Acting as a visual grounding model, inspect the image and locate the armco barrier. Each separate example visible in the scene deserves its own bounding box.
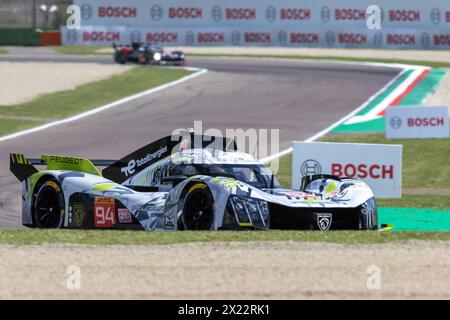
[0,28,40,46]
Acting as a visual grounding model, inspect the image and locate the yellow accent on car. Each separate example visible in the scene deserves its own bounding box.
[41,154,101,176]
[239,222,253,227]
[92,183,118,191]
[188,183,207,193]
[325,182,337,194]
[379,224,394,232]
[45,181,61,192]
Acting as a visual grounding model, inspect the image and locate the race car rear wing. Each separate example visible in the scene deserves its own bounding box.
[10,132,237,183]
[102,133,237,183]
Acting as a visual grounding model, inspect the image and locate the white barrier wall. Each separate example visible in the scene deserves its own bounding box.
[62,0,450,49]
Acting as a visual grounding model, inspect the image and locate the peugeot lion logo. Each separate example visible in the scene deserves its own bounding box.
[80,3,93,20]
[211,5,222,22]
[300,159,322,176]
[390,116,402,129]
[150,4,164,21]
[317,213,332,231]
[266,6,276,22]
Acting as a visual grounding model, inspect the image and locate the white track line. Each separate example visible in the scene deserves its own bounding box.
[260,62,414,164]
[0,67,208,143]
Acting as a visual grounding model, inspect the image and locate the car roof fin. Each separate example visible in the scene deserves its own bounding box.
[102,132,237,184]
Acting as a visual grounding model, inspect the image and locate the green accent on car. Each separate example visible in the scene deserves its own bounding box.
[92,183,119,191]
[41,154,101,176]
[239,222,253,227]
[378,207,450,231]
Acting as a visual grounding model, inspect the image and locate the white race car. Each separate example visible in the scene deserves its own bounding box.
[10,133,377,231]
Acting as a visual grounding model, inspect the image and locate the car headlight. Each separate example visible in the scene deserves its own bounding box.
[154,52,161,61]
[229,196,269,228]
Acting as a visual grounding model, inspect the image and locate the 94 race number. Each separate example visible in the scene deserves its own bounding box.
[94,197,116,228]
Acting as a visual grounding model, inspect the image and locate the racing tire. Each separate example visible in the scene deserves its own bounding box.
[182,183,214,230]
[33,178,65,228]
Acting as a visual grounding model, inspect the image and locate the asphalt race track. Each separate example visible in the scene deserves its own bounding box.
[0,53,399,227]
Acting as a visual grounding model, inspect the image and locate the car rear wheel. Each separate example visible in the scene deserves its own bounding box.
[34,178,65,228]
[182,184,214,230]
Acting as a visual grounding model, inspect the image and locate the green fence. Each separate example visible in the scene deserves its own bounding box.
[0,28,40,46]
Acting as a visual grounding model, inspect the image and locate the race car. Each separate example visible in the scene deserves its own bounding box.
[112,42,185,66]
[10,132,378,231]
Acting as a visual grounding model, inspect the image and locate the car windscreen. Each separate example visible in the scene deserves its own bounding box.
[170,163,280,189]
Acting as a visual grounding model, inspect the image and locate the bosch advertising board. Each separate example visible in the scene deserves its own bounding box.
[292,142,403,198]
[385,106,449,139]
[62,0,450,49]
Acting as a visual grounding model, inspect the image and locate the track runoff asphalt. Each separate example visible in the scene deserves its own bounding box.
[0,54,399,228]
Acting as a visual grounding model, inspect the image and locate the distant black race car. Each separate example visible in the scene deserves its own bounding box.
[112,42,185,66]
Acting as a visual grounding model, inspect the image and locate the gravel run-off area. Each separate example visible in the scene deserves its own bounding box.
[0,241,449,299]
[0,62,132,106]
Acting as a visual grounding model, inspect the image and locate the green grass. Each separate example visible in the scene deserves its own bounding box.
[51,45,109,55]
[0,229,449,245]
[189,53,450,69]
[273,134,450,210]
[0,47,8,54]
[0,67,192,135]
[0,119,46,136]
